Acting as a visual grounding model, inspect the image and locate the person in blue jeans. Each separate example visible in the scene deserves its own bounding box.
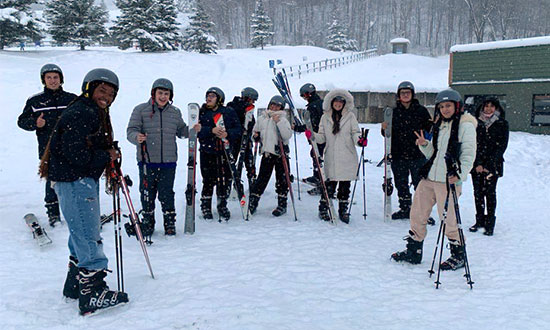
[39,68,128,315]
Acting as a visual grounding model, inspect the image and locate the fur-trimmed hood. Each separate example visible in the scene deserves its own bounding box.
[322,89,356,117]
[460,112,478,128]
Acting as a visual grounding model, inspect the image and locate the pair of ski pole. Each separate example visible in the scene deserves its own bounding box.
[349,128,370,220]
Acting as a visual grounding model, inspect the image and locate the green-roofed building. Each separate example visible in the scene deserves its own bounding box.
[450,36,550,134]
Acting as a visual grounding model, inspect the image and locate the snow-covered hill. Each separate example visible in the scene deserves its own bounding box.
[0,46,548,329]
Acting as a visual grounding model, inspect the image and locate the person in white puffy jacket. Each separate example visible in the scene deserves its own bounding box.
[391,89,477,271]
[248,96,293,217]
[313,89,364,224]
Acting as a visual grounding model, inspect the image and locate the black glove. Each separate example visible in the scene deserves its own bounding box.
[294,124,306,133]
[253,133,261,142]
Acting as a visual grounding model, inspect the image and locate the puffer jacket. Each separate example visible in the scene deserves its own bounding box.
[127,99,188,163]
[197,104,242,155]
[419,113,477,184]
[17,87,77,158]
[472,104,509,177]
[314,89,361,181]
[253,110,293,156]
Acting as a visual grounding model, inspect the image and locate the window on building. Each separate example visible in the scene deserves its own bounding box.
[464,95,507,116]
[532,95,550,126]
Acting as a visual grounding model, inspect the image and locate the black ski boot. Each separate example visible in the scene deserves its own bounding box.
[46,201,61,227]
[217,198,231,221]
[440,240,466,271]
[391,231,423,264]
[163,210,176,236]
[63,256,79,300]
[140,211,155,237]
[200,197,213,220]
[469,214,485,232]
[272,195,287,217]
[303,175,319,185]
[248,193,260,215]
[318,200,331,221]
[391,208,410,220]
[307,186,322,196]
[78,268,129,315]
[338,200,350,224]
[484,216,496,236]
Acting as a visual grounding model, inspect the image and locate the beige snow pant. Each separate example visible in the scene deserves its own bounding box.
[410,179,462,242]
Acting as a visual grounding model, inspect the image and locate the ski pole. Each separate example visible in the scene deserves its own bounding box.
[450,183,474,289]
[111,180,124,292]
[349,128,369,219]
[429,186,450,282]
[293,131,301,200]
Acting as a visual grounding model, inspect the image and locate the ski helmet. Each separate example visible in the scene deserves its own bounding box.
[151,78,174,101]
[435,89,462,114]
[206,87,225,105]
[397,81,415,97]
[268,95,286,109]
[300,83,316,97]
[40,63,64,84]
[241,87,259,101]
[81,68,119,97]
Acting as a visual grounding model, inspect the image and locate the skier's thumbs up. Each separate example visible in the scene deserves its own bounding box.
[36,113,46,128]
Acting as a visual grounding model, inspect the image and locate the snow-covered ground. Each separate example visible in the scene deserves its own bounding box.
[1,46,549,329]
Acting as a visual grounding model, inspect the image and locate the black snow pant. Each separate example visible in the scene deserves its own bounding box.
[311,143,326,181]
[200,152,232,200]
[234,139,256,182]
[472,172,499,218]
[139,165,176,214]
[391,158,426,211]
[325,181,351,201]
[45,179,60,218]
[251,152,289,198]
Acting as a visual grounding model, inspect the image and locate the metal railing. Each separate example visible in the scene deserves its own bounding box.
[273,48,378,78]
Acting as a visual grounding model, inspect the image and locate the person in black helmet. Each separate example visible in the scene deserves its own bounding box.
[381,81,432,220]
[299,83,325,195]
[127,78,193,236]
[391,88,477,271]
[39,68,128,315]
[227,87,259,186]
[248,95,293,217]
[197,87,242,221]
[17,64,77,227]
[469,97,509,236]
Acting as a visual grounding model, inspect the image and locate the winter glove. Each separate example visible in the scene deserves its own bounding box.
[305,129,312,139]
[253,133,261,142]
[294,124,306,133]
[358,137,368,147]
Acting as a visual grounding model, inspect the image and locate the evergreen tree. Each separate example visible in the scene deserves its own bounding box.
[182,0,217,54]
[250,0,273,50]
[112,0,181,51]
[326,15,358,52]
[45,0,108,50]
[0,0,41,50]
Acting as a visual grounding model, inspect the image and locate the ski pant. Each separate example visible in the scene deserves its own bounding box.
[311,143,326,181]
[45,179,60,218]
[251,153,289,197]
[200,152,232,200]
[472,172,499,218]
[391,158,426,211]
[139,165,176,214]
[409,179,462,242]
[54,178,108,270]
[325,181,351,201]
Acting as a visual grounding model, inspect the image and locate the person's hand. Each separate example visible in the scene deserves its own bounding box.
[193,123,201,132]
[212,126,225,137]
[137,133,147,143]
[253,132,261,142]
[108,148,120,161]
[448,175,459,184]
[305,129,312,139]
[272,114,280,122]
[36,113,46,128]
[358,137,368,147]
[381,121,388,130]
[475,165,484,173]
[414,130,428,146]
[219,131,228,139]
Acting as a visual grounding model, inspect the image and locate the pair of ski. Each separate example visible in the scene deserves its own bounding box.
[273,69,338,225]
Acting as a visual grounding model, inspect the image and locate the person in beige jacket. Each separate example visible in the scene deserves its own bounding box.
[391,89,477,271]
[248,96,294,217]
[314,89,362,223]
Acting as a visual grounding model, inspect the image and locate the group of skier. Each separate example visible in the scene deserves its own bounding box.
[18,63,509,314]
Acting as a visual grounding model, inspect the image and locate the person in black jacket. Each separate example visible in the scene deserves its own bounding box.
[197,87,242,221]
[17,64,76,227]
[469,97,509,236]
[300,83,325,195]
[382,81,432,220]
[227,87,258,187]
[39,68,128,315]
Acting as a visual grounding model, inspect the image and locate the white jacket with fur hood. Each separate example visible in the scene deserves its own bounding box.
[253,110,293,156]
[314,89,361,181]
